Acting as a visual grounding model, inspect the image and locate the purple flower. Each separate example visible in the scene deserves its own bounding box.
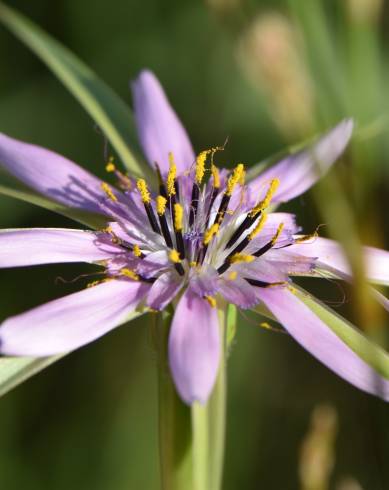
[0,69,389,405]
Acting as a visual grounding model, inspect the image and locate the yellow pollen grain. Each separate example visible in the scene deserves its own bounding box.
[230,253,255,264]
[203,223,219,245]
[174,203,184,231]
[225,163,245,196]
[211,164,220,189]
[195,150,208,184]
[102,225,113,234]
[120,268,139,281]
[271,223,285,245]
[133,244,142,257]
[205,295,217,308]
[189,261,197,267]
[248,213,268,241]
[105,161,116,173]
[101,182,117,202]
[249,178,280,217]
[169,249,181,263]
[156,195,167,215]
[228,271,238,281]
[136,179,151,204]
[167,154,177,196]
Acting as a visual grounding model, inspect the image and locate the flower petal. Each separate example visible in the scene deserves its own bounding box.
[146,271,183,310]
[168,288,220,404]
[289,237,389,285]
[0,133,105,212]
[247,120,353,204]
[0,280,149,356]
[217,276,259,309]
[256,286,389,401]
[0,228,121,268]
[131,70,195,175]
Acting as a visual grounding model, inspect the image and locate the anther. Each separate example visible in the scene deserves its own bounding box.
[120,268,140,281]
[133,245,142,257]
[204,295,217,308]
[203,224,219,245]
[156,195,173,248]
[101,182,118,202]
[136,179,161,235]
[173,203,185,259]
[169,249,185,276]
[253,222,284,258]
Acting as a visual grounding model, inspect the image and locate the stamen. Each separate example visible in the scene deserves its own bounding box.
[253,222,284,257]
[203,223,219,245]
[156,195,167,216]
[245,278,287,288]
[120,268,139,281]
[136,179,161,235]
[169,249,185,276]
[174,203,184,231]
[204,295,217,308]
[136,179,151,204]
[173,203,185,258]
[211,164,220,189]
[229,253,255,264]
[247,213,268,241]
[167,154,177,197]
[169,249,181,263]
[156,195,173,248]
[133,245,142,257]
[212,163,245,227]
[225,163,244,197]
[249,179,280,217]
[101,182,118,202]
[195,151,208,185]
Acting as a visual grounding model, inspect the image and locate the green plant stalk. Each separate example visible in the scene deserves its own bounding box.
[154,310,194,490]
[154,302,232,490]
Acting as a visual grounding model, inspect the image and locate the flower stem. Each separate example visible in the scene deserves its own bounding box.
[154,310,194,490]
[154,303,235,490]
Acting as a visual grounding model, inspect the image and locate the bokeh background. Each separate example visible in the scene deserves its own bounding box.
[1,0,389,488]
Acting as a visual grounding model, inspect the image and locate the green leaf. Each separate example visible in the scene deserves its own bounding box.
[256,286,389,380]
[0,356,63,397]
[0,173,107,229]
[0,2,152,181]
[0,307,144,398]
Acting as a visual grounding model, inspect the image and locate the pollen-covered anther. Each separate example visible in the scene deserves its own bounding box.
[120,268,139,281]
[133,245,142,257]
[211,164,220,189]
[156,195,167,216]
[136,179,151,204]
[225,163,245,196]
[271,222,285,245]
[249,178,280,217]
[195,150,210,184]
[205,295,217,308]
[203,223,219,245]
[169,249,181,263]
[174,203,184,231]
[167,153,177,196]
[229,253,255,264]
[294,229,319,243]
[101,182,118,202]
[248,213,268,241]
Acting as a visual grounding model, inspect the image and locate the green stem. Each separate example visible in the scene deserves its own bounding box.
[154,302,234,490]
[154,311,193,490]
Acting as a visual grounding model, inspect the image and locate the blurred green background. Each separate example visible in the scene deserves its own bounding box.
[1,0,389,488]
